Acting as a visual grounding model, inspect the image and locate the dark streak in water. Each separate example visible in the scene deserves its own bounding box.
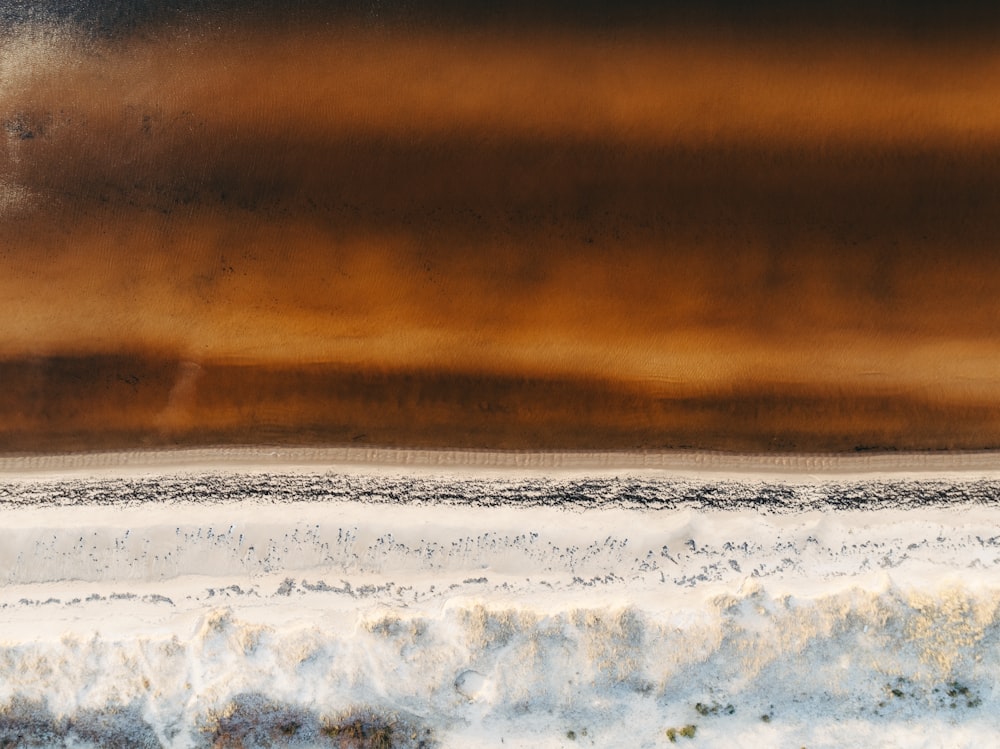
[3,356,1000,453]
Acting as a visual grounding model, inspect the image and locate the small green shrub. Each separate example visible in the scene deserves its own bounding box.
[695,701,734,717]
[666,724,697,742]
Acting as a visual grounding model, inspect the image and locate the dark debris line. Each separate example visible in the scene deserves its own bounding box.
[0,474,997,512]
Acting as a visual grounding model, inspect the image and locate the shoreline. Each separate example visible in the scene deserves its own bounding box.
[2,445,1000,477]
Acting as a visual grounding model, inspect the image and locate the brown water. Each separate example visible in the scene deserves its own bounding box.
[2,22,999,452]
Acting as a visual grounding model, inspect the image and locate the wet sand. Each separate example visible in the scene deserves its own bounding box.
[2,19,1000,453]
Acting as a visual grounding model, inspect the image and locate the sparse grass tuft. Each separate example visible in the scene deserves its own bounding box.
[873,677,984,715]
[666,724,697,742]
[936,680,982,709]
[320,707,435,748]
[200,696,432,748]
[946,681,970,699]
[694,701,734,717]
[320,716,393,747]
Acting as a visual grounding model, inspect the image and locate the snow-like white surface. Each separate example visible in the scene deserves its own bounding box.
[1,451,999,747]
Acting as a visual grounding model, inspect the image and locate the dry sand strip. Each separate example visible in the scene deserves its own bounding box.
[3,446,1000,477]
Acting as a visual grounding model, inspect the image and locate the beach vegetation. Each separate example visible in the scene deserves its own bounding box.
[199,696,432,748]
[694,701,734,717]
[665,724,697,742]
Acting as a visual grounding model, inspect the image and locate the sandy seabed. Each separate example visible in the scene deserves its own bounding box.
[0,448,999,747]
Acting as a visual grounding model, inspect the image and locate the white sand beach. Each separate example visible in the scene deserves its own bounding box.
[0,449,999,747]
